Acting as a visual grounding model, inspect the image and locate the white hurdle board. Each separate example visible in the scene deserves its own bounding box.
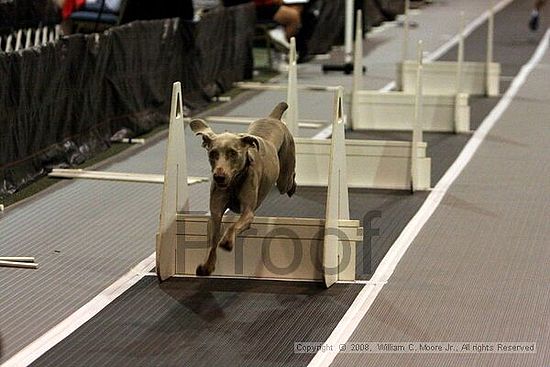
[400,61,500,97]
[352,92,470,133]
[156,82,362,287]
[295,137,430,190]
[351,10,471,133]
[398,5,500,96]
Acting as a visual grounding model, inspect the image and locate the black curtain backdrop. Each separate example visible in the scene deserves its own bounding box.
[0,0,60,35]
[307,0,405,54]
[0,4,256,196]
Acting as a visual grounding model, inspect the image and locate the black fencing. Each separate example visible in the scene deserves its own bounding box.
[0,4,255,196]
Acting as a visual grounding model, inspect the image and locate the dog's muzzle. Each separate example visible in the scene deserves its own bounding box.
[213,173,227,187]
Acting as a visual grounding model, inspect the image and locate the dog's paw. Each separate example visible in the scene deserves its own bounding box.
[219,238,234,252]
[287,181,297,197]
[196,264,212,276]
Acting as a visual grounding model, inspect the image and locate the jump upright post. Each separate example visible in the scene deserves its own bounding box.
[156,82,190,281]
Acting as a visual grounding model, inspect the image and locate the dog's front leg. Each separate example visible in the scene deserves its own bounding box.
[219,174,258,251]
[196,190,227,276]
[218,208,255,252]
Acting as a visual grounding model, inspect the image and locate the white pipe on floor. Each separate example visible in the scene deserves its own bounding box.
[0,257,35,262]
[0,260,38,269]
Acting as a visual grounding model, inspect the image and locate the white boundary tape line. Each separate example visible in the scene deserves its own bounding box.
[1,254,156,367]
[308,28,550,367]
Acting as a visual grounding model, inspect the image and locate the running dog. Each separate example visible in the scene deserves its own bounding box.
[190,102,297,276]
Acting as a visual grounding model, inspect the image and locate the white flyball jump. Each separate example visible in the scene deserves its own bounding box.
[351,10,470,133]
[398,2,500,97]
[156,82,362,288]
[215,38,431,191]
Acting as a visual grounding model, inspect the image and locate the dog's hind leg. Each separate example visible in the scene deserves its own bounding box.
[276,133,297,197]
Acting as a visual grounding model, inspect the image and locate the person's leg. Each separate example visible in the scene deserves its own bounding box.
[529,0,546,31]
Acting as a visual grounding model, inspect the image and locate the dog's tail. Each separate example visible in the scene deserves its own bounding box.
[269,102,288,120]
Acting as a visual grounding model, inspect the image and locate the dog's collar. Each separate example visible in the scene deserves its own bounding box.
[232,159,251,187]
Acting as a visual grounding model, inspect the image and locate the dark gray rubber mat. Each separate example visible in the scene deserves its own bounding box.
[30,276,363,367]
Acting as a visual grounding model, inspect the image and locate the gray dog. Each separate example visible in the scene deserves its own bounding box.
[190,102,297,276]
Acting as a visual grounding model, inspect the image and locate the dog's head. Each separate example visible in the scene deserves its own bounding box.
[190,119,259,189]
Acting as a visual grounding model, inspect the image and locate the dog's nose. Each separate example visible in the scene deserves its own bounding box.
[213,174,226,184]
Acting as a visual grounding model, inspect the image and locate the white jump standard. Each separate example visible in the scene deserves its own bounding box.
[351,10,471,133]
[156,82,362,287]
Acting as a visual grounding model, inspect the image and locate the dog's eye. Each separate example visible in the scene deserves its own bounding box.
[227,149,237,158]
[208,150,219,160]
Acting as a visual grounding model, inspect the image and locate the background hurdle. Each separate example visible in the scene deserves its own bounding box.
[351,10,470,133]
[398,3,500,97]
[156,82,362,287]
[208,38,432,191]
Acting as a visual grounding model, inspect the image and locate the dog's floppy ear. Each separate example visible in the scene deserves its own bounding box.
[240,134,260,150]
[240,134,260,164]
[190,119,216,148]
